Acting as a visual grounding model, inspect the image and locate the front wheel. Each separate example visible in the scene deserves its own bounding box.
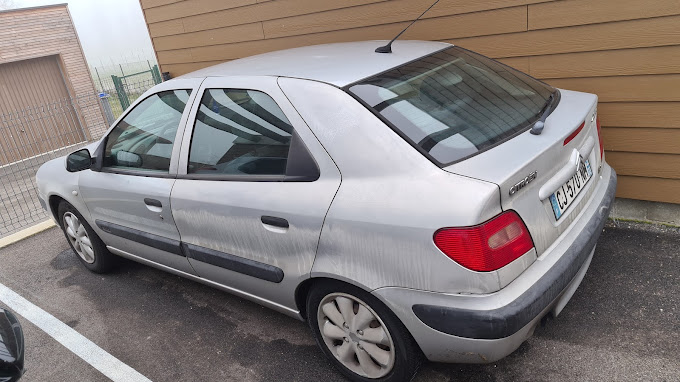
[307,281,423,382]
[58,201,116,273]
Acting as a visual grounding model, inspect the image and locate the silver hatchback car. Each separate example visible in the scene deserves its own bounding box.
[37,41,616,381]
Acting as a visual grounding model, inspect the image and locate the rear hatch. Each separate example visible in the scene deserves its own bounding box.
[346,45,605,255]
[444,89,602,254]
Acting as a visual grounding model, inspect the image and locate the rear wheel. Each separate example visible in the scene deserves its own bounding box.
[307,281,423,382]
[58,201,116,273]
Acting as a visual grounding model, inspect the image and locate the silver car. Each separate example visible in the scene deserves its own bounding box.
[36,41,617,382]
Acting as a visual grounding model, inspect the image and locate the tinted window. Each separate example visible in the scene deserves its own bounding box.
[348,47,556,165]
[104,90,191,172]
[188,89,293,176]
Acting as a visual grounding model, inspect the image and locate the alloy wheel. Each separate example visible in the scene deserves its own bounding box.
[317,292,396,379]
[63,212,95,264]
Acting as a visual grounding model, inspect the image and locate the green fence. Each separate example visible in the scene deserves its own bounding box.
[111,65,162,111]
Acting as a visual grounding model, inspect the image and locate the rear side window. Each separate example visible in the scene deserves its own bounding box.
[188,89,293,175]
[347,47,556,165]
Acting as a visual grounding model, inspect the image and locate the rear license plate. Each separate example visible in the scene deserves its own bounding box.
[549,157,593,220]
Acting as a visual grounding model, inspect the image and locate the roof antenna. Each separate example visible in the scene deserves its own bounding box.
[375,0,441,53]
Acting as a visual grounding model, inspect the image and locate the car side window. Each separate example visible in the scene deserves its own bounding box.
[103,89,191,173]
[187,89,294,176]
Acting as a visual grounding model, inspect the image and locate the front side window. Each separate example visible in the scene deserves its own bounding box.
[187,89,293,176]
[104,89,191,172]
[348,47,556,165]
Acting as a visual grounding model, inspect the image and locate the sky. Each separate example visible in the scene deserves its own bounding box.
[7,0,156,67]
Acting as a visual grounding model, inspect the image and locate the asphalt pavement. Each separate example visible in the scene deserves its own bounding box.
[0,221,677,381]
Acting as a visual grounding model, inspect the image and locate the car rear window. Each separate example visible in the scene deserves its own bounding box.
[347,47,556,165]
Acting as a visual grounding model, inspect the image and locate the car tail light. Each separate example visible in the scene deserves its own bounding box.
[596,117,604,159]
[433,211,534,272]
[563,121,585,146]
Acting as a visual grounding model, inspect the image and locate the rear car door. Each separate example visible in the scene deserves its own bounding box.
[79,79,202,274]
[171,76,341,312]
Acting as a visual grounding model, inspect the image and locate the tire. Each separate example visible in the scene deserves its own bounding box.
[57,201,116,273]
[307,280,423,382]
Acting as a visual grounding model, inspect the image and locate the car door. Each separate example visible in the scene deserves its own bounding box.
[79,79,202,274]
[170,76,341,313]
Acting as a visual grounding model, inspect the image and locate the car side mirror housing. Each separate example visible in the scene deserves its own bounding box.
[0,308,25,381]
[66,149,92,172]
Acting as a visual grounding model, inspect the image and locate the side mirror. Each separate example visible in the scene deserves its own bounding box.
[0,308,25,381]
[66,149,92,172]
[115,151,142,167]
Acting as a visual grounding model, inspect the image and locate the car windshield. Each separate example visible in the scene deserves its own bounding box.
[347,47,556,165]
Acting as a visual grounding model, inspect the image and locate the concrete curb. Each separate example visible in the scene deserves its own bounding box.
[611,198,680,227]
[0,220,56,249]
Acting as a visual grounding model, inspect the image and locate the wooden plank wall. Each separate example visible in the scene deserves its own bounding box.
[140,0,680,204]
[0,5,106,139]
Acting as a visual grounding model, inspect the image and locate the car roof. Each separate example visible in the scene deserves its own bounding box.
[176,40,451,87]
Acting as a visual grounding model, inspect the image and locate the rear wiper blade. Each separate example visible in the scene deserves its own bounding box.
[530,92,556,135]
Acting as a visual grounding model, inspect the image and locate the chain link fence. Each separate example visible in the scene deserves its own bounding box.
[0,77,158,238]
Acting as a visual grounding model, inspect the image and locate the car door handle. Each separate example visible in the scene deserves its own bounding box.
[261,216,289,229]
[144,198,163,208]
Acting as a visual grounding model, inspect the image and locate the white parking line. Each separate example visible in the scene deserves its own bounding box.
[0,281,152,382]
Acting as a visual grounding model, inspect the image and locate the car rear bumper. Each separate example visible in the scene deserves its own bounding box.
[372,165,617,363]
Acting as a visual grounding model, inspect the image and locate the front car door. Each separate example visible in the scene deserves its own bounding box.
[170,76,341,314]
[79,79,202,274]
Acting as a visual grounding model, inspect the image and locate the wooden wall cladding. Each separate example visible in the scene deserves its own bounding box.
[139,0,680,204]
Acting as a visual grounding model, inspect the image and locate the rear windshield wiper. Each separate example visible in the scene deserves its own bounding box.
[530,91,556,135]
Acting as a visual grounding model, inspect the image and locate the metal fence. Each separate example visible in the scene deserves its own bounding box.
[91,60,160,93]
[91,60,163,126]
[102,75,159,125]
[0,77,157,238]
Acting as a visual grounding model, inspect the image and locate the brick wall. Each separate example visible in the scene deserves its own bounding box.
[0,4,106,139]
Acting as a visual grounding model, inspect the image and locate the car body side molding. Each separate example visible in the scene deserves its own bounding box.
[106,245,300,318]
[95,220,183,256]
[182,243,284,283]
[95,219,285,282]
